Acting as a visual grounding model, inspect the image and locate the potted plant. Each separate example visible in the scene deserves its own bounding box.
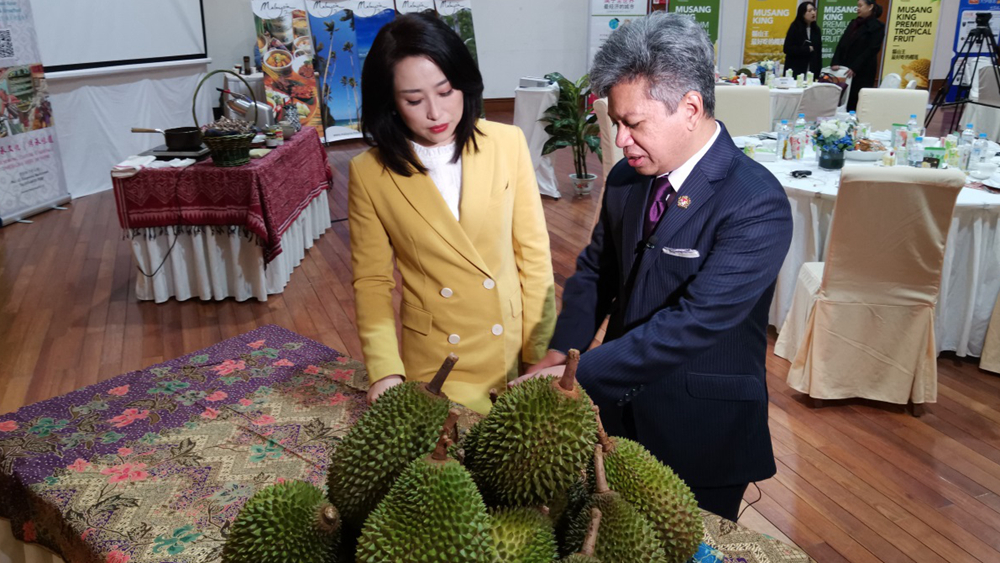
[539,72,602,196]
[813,118,855,170]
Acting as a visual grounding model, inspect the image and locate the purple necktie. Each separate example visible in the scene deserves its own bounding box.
[644,175,675,241]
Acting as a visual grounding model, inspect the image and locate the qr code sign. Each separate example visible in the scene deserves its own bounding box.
[0,29,13,59]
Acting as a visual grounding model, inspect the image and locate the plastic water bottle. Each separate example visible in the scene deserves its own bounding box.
[971,133,990,171]
[777,120,791,160]
[847,110,858,125]
[961,123,976,146]
[908,137,924,167]
[907,114,923,138]
[794,113,807,133]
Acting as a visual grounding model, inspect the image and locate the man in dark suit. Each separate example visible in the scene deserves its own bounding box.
[519,12,793,521]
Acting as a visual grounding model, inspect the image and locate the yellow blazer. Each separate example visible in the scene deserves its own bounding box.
[348,120,556,414]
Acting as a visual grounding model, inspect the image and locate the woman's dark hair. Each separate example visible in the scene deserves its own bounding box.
[861,0,883,19]
[793,2,815,27]
[360,11,484,176]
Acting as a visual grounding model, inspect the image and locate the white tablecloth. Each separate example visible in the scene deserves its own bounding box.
[770,87,805,124]
[963,103,1000,143]
[756,149,1000,357]
[513,84,561,198]
[131,191,331,303]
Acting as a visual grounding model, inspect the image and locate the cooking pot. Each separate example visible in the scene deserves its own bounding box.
[131,127,202,151]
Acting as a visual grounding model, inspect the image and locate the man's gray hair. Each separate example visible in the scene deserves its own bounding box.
[590,12,715,117]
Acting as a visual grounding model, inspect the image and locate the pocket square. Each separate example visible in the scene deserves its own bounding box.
[662,247,700,258]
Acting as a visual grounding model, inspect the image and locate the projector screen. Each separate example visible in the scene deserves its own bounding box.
[29,0,206,72]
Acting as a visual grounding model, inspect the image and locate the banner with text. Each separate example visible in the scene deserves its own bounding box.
[668,0,721,46]
[253,1,323,131]
[817,0,857,68]
[880,0,942,89]
[954,0,1000,54]
[395,0,435,13]
[589,0,646,69]
[742,0,798,65]
[0,0,70,226]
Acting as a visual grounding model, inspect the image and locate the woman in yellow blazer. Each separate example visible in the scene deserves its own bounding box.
[348,12,556,414]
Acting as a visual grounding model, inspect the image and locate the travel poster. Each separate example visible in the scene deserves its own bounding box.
[351,1,396,76]
[395,0,435,14]
[252,1,323,130]
[880,0,942,90]
[742,0,797,64]
[437,0,478,63]
[307,0,363,141]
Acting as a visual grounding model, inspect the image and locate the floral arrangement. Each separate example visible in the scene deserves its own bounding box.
[813,119,856,153]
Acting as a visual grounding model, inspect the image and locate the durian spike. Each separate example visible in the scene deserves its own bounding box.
[593,445,610,495]
[539,505,551,516]
[431,409,460,461]
[559,349,581,391]
[316,503,341,534]
[580,507,603,557]
[592,405,614,452]
[489,388,499,404]
[425,353,459,396]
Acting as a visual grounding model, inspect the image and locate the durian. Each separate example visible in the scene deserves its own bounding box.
[328,354,458,528]
[560,508,602,563]
[468,349,596,506]
[222,480,340,563]
[356,410,496,563]
[565,446,667,563]
[488,507,558,563]
[597,415,702,563]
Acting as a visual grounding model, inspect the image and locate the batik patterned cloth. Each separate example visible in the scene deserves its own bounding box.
[0,326,812,563]
[112,128,333,263]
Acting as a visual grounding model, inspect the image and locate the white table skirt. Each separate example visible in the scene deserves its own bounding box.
[0,519,63,563]
[131,191,331,303]
[759,154,1000,357]
[963,103,1000,143]
[513,85,561,198]
[771,87,805,124]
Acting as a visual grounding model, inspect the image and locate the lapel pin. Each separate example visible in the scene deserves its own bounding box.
[677,195,691,209]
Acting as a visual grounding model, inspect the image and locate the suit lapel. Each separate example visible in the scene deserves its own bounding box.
[458,132,495,245]
[387,165,491,277]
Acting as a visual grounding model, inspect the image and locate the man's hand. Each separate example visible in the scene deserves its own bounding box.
[367,375,404,405]
[831,65,840,71]
[508,364,566,388]
[846,69,855,78]
[526,349,567,373]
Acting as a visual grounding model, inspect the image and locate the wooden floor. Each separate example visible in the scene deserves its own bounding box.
[2,110,1000,562]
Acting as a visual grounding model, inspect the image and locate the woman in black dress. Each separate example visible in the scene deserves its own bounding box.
[783,2,822,78]
[831,0,886,111]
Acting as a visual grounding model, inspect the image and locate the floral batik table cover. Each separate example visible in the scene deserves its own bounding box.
[0,325,812,563]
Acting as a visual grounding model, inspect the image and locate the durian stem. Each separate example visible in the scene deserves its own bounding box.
[593,406,614,452]
[426,353,459,396]
[317,503,341,534]
[489,388,498,404]
[581,507,602,557]
[559,349,581,391]
[431,409,460,460]
[593,445,610,494]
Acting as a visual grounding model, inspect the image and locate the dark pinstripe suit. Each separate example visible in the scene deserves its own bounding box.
[550,124,793,489]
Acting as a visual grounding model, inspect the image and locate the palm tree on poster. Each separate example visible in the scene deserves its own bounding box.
[342,41,361,124]
[340,75,354,126]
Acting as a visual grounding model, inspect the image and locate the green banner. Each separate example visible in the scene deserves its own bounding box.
[817,0,857,68]
[668,0,721,45]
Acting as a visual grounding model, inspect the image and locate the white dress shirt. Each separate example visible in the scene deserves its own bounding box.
[656,122,722,191]
[412,141,462,221]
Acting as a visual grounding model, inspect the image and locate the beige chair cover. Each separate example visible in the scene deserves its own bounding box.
[981,296,1000,373]
[782,167,965,405]
[796,84,842,121]
[879,73,902,89]
[593,98,624,183]
[714,85,771,137]
[856,88,929,131]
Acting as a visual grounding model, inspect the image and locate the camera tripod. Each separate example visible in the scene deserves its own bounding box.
[925,12,1000,133]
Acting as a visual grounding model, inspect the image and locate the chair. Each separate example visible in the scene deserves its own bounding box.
[856,88,929,131]
[713,85,771,136]
[796,84,842,121]
[821,66,853,108]
[880,73,902,89]
[775,167,964,409]
[593,98,624,183]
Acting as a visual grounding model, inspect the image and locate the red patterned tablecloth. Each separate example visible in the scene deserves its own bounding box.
[112,128,333,263]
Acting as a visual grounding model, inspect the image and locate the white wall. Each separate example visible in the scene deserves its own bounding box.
[474,0,589,98]
[203,0,258,107]
[930,0,959,81]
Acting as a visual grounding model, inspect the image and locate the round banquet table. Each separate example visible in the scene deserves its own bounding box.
[513,84,561,198]
[753,145,1000,358]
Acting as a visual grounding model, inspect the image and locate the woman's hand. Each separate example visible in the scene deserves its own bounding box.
[846,69,855,78]
[368,375,404,405]
[831,65,841,71]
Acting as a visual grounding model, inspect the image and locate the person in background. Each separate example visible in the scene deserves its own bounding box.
[831,0,886,111]
[348,12,556,415]
[517,12,792,521]
[783,2,822,78]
